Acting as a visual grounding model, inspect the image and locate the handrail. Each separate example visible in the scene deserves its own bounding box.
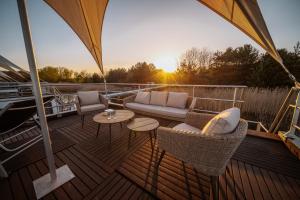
[0,82,247,88]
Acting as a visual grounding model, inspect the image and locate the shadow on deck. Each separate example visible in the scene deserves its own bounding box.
[1,111,300,200]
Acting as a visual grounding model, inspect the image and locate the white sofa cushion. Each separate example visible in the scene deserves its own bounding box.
[80,104,105,113]
[134,92,150,104]
[78,91,100,106]
[173,123,201,134]
[150,91,168,106]
[167,92,189,109]
[126,102,188,119]
[202,107,240,135]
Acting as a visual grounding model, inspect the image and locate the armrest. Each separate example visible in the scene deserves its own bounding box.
[188,98,196,111]
[123,94,136,107]
[100,95,109,108]
[185,112,215,129]
[75,96,82,115]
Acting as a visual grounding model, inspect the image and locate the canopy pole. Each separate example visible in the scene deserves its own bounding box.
[17,0,74,198]
[17,0,56,180]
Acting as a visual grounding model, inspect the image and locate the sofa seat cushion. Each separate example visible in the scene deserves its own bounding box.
[202,107,240,135]
[80,104,105,113]
[134,91,150,104]
[126,102,188,119]
[173,123,202,134]
[78,91,100,106]
[150,91,168,106]
[167,92,189,109]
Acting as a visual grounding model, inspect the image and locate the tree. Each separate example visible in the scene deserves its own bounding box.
[38,66,60,82]
[105,68,128,83]
[127,62,158,83]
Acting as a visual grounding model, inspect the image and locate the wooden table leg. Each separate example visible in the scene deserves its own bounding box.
[96,123,101,137]
[128,130,132,149]
[149,131,153,150]
[109,124,112,146]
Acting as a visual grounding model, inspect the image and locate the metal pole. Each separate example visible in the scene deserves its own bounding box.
[17,0,57,180]
[232,88,237,107]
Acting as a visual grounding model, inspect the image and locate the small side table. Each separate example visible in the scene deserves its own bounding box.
[127,118,159,149]
[93,110,134,145]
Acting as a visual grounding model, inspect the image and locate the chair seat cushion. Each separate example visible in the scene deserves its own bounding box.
[173,123,202,134]
[80,104,105,113]
[134,91,150,104]
[126,102,188,119]
[202,107,240,135]
[78,91,100,106]
[167,92,189,109]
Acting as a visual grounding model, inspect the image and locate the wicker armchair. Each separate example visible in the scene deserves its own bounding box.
[75,91,108,127]
[156,112,248,200]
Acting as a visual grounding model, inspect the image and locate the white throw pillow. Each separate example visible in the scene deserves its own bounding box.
[149,91,168,106]
[166,92,189,109]
[78,91,100,106]
[134,92,150,104]
[202,107,240,135]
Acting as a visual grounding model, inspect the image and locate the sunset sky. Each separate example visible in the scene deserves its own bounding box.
[0,0,300,73]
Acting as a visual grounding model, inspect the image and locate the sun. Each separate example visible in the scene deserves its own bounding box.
[153,54,178,72]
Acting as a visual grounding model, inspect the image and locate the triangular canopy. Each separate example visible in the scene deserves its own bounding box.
[44,0,109,74]
[44,0,297,84]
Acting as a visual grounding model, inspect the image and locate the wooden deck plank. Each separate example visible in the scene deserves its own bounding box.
[252,165,272,200]
[277,173,298,200]
[2,113,300,200]
[18,168,36,200]
[231,160,245,200]
[9,172,27,200]
[259,168,282,200]
[53,154,90,197]
[35,160,70,200]
[56,151,97,190]
[225,161,236,200]
[237,161,254,200]
[0,178,13,200]
[285,176,300,199]
[27,164,56,200]
[268,171,290,200]
[244,163,263,200]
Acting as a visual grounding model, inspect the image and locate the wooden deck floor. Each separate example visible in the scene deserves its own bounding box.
[1,111,300,200]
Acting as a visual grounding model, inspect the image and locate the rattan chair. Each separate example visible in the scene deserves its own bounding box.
[156,112,248,200]
[75,91,108,127]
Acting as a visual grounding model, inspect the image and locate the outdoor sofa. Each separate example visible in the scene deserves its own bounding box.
[123,91,196,121]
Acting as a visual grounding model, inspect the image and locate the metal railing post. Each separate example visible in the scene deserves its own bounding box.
[192,86,195,98]
[233,88,237,107]
[288,91,300,136]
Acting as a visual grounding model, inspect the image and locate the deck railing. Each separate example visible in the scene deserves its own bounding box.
[1,82,270,132]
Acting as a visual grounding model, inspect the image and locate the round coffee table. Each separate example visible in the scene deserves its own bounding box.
[127,118,159,149]
[93,110,135,145]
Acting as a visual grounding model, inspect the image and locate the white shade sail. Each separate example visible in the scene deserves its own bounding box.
[197,0,297,84]
[44,0,109,74]
[44,0,298,84]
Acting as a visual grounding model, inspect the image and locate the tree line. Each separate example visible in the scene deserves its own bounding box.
[38,42,300,88]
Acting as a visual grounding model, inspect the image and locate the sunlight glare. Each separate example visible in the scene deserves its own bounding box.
[153,54,178,72]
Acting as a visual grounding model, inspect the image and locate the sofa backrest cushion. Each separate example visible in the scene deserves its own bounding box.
[134,91,150,104]
[166,92,189,109]
[150,91,168,106]
[78,91,100,106]
[202,107,240,135]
